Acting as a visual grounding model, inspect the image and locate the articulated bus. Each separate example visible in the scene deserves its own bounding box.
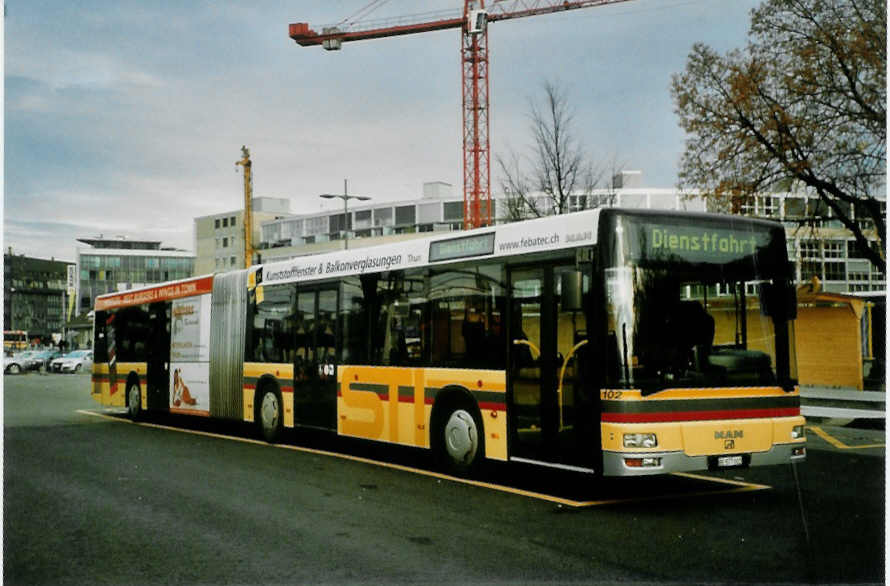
[91,208,806,476]
[4,330,29,352]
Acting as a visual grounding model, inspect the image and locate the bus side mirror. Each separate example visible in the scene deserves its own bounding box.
[561,271,584,312]
[760,283,797,320]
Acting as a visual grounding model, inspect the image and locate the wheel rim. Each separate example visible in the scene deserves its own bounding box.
[444,409,479,465]
[261,392,280,432]
[128,385,140,414]
[9,364,20,374]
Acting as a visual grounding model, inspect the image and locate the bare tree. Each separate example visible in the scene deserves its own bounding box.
[671,0,886,272]
[496,80,608,221]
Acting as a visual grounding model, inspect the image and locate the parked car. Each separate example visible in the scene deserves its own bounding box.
[31,350,64,371]
[5,351,40,374]
[51,350,94,373]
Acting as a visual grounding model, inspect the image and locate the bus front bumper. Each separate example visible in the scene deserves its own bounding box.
[603,443,806,477]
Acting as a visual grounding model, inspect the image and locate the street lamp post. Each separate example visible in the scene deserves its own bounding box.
[8,287,15,332]
[319,179,371,250]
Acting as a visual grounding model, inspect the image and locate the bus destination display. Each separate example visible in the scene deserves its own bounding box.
[429,233,495,262]
[629,222,774,264]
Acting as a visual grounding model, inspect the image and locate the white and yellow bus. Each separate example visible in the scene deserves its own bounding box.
[91,208,806,476]
[4,330,29,352]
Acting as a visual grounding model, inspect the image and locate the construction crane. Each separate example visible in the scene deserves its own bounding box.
[290,0,632,229]
[235,146,253,268]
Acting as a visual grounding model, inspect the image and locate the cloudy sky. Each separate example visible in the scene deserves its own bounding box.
[5,0,761,263]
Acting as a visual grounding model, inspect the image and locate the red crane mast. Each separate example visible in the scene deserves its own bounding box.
[289,0,632,229]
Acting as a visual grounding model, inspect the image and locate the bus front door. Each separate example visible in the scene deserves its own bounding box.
[508,264,594,471]
[293,287,338,431]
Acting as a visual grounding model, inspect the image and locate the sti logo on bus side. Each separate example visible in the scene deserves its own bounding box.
[715,429,744,440]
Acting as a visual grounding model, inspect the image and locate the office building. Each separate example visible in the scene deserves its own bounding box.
[4,251,74,344]
[76,236,195,315]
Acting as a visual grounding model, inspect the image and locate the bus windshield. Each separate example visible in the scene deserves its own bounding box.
[603,213,797,394]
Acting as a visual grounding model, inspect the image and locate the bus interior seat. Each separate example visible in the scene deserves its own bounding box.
[675,300,715,372]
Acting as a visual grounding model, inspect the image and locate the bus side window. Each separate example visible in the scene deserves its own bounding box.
[248,284,297,364]
[341,277,368,364]
[376,272,405,366]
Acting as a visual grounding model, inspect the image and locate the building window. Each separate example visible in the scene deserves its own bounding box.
[847,240,873,260]
[215,219,220,229]
[230,256,236,266]
[761,196,778,217]
[801,261,821,281]
[374,207,393,227]
[784,197,806,219]
[824,262,845,281]
[443,201,463,222]
[823,242,844,259]
[395,205,416,226]
[223,218,228,228]
[223,237,228,248]
[800,241,820,260]
[354,210,372,228]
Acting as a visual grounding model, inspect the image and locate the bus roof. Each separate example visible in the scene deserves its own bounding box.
[256,207,786,288]
[94,275,214,311]
[257,207,605,287]
[92,208,786,307]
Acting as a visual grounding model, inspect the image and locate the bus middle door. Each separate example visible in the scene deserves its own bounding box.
[293,287,338,431]
[146,301,171,411]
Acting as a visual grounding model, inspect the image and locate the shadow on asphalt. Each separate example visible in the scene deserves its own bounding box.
[845,418,885,430]
[99,410,766,506]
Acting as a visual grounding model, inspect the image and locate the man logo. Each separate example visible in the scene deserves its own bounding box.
[724,439,735,450]
[715,429,744,440]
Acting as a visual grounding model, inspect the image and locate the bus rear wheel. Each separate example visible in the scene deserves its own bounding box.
[435,403,484,476]
[258,388,283,443]
[127,383,142,420]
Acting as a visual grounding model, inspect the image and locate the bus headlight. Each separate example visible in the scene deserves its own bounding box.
[791,425,805,439]
[623,433,658,448]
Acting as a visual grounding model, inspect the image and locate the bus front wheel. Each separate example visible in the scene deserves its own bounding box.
[258,388,283,443]
[127,383,142,420]
[434,403,484,475]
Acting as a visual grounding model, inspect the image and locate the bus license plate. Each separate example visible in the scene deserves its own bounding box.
[717,455,744,467]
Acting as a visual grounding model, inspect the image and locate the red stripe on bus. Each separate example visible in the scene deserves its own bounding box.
[601,407,800,423]
[170,407,211,417]
[478,401,506,412]
[335,392,437,406]
[243,383,293,393]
